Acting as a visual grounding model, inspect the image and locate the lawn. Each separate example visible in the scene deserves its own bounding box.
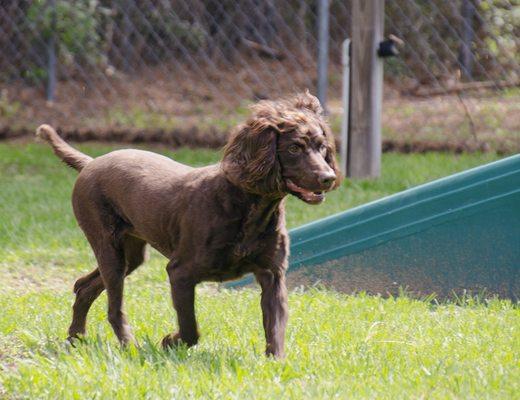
[0,142,518,399]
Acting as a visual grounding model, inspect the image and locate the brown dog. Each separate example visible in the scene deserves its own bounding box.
[36,92,340,358]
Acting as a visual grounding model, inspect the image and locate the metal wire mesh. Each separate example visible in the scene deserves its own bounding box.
[384,0,519,89]
[0,0,518,148]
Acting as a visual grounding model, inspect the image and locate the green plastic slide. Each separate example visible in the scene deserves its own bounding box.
[227,154,520,299]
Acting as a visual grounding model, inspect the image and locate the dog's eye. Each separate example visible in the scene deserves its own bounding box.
[288,144,302,154]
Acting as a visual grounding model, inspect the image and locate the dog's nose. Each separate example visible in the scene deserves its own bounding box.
[318,172,336,187]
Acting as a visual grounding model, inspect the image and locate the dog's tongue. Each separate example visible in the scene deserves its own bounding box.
[286,180,324,204]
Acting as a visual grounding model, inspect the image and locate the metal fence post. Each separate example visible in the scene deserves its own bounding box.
[120,0,133,72]
[46,0,57,102]
[459,0,476,80]
[348,0,384,178]
[340,38,350,177]
[317,0,329,112]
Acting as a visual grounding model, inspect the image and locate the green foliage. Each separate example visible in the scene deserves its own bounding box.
[106,107,178,129]
[0,90,21,118]
[385,0,519,82]
[141,5,206,56]
[479,0,520,67]
[4,0,517,87]
[26,0,109,73]
[20,66,48,85]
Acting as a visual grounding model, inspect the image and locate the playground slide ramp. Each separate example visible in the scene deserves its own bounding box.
[227,154,520,300]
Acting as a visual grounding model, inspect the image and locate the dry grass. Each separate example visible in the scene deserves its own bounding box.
[1,71,518,153]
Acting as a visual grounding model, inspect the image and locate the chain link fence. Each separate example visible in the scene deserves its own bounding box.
[0,0,519,151]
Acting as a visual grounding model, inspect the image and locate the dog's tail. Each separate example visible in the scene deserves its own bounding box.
[36,124,93,172]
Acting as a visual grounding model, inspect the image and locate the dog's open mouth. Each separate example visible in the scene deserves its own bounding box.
[286,179,325,205]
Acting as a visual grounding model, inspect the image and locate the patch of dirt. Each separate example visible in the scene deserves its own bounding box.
[380,91,520,152]
[0,261,73,295]
[1,125,512,155]
[0,67,518,153]
[0,125,228,148]
[381,138,502,154]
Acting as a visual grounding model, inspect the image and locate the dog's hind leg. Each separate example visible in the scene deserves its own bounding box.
[73,268,101,294]
[93,239,136,345]
[68,235,147,342]
[68,273,104,341]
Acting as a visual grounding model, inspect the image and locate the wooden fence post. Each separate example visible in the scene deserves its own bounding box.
[348,0,384,178]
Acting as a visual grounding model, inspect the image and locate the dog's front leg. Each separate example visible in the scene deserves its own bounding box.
[255,270,288,358]
[162,260,200,349]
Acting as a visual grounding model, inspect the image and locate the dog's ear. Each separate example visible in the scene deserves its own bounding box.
[322,124,342,189]
[222,118,282,195]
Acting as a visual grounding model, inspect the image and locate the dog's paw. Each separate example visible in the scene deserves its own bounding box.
[66,334,86,348]
[161,332,199,349]
[161,332,183,349]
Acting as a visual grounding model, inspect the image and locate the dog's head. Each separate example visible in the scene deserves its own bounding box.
[222,92,341,204]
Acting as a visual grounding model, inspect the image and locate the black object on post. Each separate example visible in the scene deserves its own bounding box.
[378,39,399,58]
[378,34,403,58]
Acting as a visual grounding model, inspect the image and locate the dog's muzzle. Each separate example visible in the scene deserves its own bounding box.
[285,179,327,204]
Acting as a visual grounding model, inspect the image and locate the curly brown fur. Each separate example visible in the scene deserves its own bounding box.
[37,92,340,358]
[222,91,341,194]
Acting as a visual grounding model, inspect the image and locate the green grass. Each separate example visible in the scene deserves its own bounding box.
[0,142,518,399]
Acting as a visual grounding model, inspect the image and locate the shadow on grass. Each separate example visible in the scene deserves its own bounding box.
[39,333,253,370]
